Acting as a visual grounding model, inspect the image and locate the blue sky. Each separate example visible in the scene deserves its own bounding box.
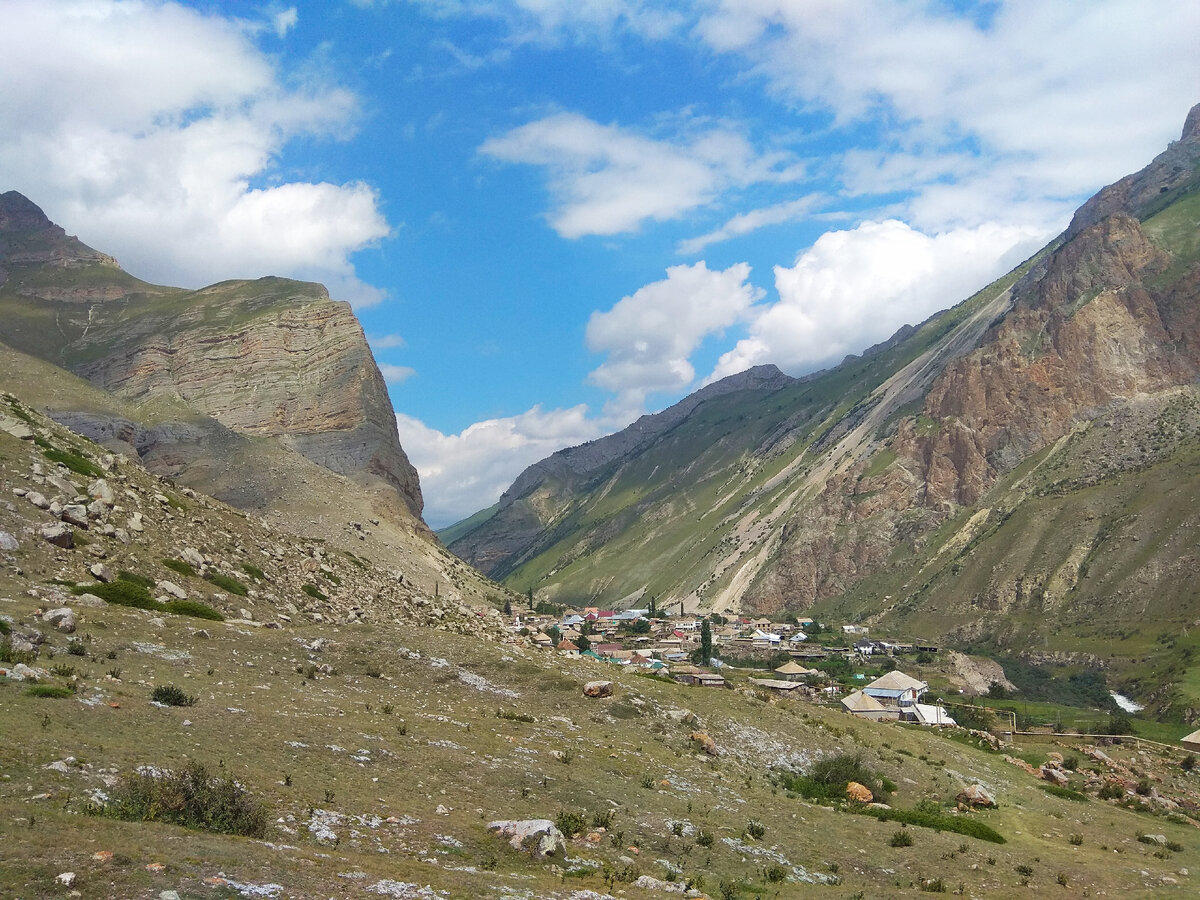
[3,1,1199,527]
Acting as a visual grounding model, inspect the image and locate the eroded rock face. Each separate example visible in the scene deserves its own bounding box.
[486,819,566,858]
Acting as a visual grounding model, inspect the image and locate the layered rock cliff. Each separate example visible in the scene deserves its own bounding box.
[0,192,423,521]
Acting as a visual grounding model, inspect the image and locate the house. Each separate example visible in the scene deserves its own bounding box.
[532,631,554,649]
[842,624,869,636]
[853,639,874,656]
[751,629,782,645]
[1182,729,1200,752]
[748,677,804,695]
[841,689,898,721]
[862,670,928,710]
[774,660,817,682]
[555,639,580,655]
[787,631,808,644]
[911,703,956,726]
[671,666,728,688]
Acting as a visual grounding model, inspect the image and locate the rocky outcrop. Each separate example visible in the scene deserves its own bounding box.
[0,194,423,520]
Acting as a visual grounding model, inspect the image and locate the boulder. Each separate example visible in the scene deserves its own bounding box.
[956,783,997,808]
[157,581,188,600]
[1041,765,1070,787]
[846,781,874,803]
[181,547,205,569]
[88,478,115,506]
[27,491,50,510]
[40,522,73,548]
[584,680,613,698]
[0,531,18,551]
[60,504,90,528]
[487,819,566,858]
[42,607,76,634]
[689,731,719,756]
[89,563,114,583]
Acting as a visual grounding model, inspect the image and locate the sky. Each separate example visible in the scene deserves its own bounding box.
[2,1,1199,528]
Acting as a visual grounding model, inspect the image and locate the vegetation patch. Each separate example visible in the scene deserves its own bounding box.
[776,752,889,803]
[86,759,269,838]
[118,570,155,588]
[35,439,104,477]
[302,583,327,601]
[855,804,1006,844]
[151,684,197,707]
[162,558,197,578]
[73,579,160,611]
[26,684,75,699]
[163,599,224,621]
[204,572,248,596]
[1040,784,1089,802]
[240,562,266,581]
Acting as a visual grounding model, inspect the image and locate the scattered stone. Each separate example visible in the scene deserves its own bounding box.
[89,563,114,583]
[127,512,144,533]
[88,478,116,506]
[91,851,113,863]
[0,414,34,439]
[60,504,90,528]
[181,547,205,569]
[27,491,50,510]
[1041,765,1070,787]
[583,680,613,698]
[8,663,49,682]
[40,522,73,548]
[42,607,76,633]
[1142,833,1168,846]
[55,872,76,887]
[846,781,874,803]
[487,819,566,859]
[0,531,18,551]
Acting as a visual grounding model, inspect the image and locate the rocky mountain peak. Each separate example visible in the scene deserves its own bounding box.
[0,190,56,232]
[1182,101,1200,143]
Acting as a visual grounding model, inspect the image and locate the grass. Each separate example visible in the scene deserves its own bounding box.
[72,579,159,610]
[163,599,225,621]
[162,558,197,578]
[25,684,75,699]
[150,684,197,707]
[302,583,327,601]
[855,804,1006,844]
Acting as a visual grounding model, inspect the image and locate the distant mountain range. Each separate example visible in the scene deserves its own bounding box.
[448,103,1200,717]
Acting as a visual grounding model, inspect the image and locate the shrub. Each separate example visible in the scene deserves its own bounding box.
[74,580,160,611]
[778,752,888,803]
[745,820,765,839]
[87,760,268,837]
[163,599,224,621]
[592,809,616,830]
[1182,754,1197,773]
[555,809,587,837]
[302,583,327,601]
[67,640,87,657]
[205,572,248,596]
[1098,782,1125,800]
[855,804,1006,844]
[240,562,266,581]
[27,684,74,699]
[1040,784,1089,802]
[118,571,155,588]
[696,829,715,847]
[764,864,788,883]
[162,558,197,578]
[920,877,946,893]
[151,684,197,707]
[0,619,9,636]
[890,828,913,847]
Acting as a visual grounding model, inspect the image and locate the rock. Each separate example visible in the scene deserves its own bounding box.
[40,522,73,548]
[181,547,205,569]
[689,731,719,756]
[0,531,17,551]
[127,512,144,533]
[665,708,699,726]
[1041,765,1070,787]
[88,478,115,506]
[157,581,188,600]
[846,781,874,803]
[89,563,114,583]
[27,491,50,510]
[487,819,566,859]
[0,415,34,440]
[87,499,108,520]
[583,680,613,698]
[72,592,107,608]
[43,607,76,634]
[956,783,997,808]
[9,663,51,682]
[1142,833,1168,846]
[55,872,75,887]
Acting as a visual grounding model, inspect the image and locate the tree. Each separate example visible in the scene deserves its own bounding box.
[576,633,591,653]
[503,598,512,617]
[626,618,651,635]
[547,625,562,646]
[527,587,534,609]
[648,595,658,617]
[693,619,713,665]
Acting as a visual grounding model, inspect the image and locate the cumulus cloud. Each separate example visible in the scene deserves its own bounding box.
[708,219,1047,381]
[0,0,390,305]
[396,406,607,528]
[677,194,826,255]
[480,112,801,238]
[379,363,417,384]
[368,333,407,350]
[587,261,763,417]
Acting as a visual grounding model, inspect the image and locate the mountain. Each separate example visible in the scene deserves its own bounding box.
[449,103,1200,714]
[0,191,506,606]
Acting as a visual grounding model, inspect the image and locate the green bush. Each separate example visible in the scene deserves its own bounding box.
[27,684,74,699]
[151,684,197,707]
[302,583,327,601]
[40,445,103,477]
[1098,782,1125,800]
[162,558,197,578]
[73,580,161,611]
[777,753,888,803]
[86,759,268,837]
[163,599,224,621]
[118,571,155,588]
[554,809,587,837]
[240,562,266,581]
[1040,784,1089,802]
[855,804,1006,844]
[204,572,248,596]
[890,828,913,847]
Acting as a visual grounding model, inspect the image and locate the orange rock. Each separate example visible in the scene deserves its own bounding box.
[846,781,874,803]
[145,863,165,874]
[91,851,113,863]
[689,731,719,756]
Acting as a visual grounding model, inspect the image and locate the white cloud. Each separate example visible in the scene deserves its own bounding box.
[396,406,607,528]
[677,194,826,255]
[480,112,801,238]
[586,261,763,417]
[379,363,417,384]
[369,333,408,350]
[708,219,1048,382]
[272,7,298,37]
[0,0,390,306]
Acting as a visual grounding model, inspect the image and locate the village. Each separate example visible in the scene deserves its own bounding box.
[510,603,958,728]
